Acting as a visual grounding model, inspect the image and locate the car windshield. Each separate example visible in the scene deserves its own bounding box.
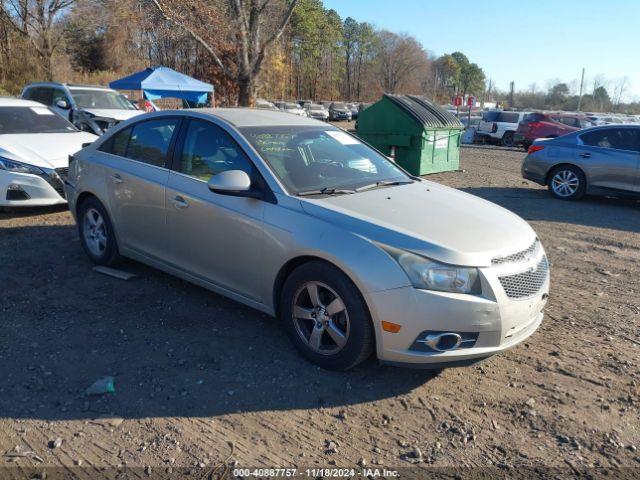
[0,106,77,134]
[285,103,299,109]
[332,103,347,109]
[70,89,136,110]
[309,105,323,110]
[241,126,411,194]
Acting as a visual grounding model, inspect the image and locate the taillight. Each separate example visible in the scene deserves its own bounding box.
[491,123,498,133]
[528,122,543,128]
[528,145,545,154]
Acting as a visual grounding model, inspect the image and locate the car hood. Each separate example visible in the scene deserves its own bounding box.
[80,108,144,121]
[300,181,537,267]
[0,132,98,169]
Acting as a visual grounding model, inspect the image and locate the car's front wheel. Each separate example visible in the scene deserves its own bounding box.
[548,165,586,200]
[77,196,120,265]
[280,261,374,370]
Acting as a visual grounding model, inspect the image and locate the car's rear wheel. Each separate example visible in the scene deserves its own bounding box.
[280,261,374,370]
[78,197,120,265]
[501,131,515,147]
[548,165,586,200]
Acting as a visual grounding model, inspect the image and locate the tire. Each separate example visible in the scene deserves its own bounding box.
[77,196,121,265]
[522,141,531,151]
[548,165,586,201]
[501,131,515,147]
[280,261,374,370]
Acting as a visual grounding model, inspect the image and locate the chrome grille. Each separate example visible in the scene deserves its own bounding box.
[55,167,69,179]
[492,240,539,265]
[498,256,549,299]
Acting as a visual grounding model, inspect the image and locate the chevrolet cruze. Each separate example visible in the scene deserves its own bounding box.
[66,109,549,370]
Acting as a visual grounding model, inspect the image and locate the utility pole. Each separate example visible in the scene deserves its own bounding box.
[509,81,514,108]
[577,68,585,111]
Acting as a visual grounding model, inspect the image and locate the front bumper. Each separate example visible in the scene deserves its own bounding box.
[0,169,67,207]
[365,257,549,368]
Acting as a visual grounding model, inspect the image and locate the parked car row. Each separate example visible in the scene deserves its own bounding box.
[476,108,640,149]
[257,99,371,122]
[4,88,636,372]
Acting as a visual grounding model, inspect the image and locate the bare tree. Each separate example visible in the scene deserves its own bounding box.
[149,0,299,105]
[1,0,74,79]
[377,30,428,94]
[612,76,628,108]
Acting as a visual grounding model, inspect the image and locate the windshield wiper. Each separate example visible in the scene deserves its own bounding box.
[297,187,356,197]
[355,179,414,192]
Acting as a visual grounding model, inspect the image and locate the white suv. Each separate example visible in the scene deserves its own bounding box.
[477,110,531,147]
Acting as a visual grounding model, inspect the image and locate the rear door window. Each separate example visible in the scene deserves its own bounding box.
[559,117,579,128]
[126,119,180,167]
[497,112,520,123]
[25,87,53,106]
[522,113,544,124]
[581,128,640,152]
[482,111,499,122]
[99,127,132,157]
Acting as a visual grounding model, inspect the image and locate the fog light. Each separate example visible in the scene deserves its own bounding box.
[6,185,30,201]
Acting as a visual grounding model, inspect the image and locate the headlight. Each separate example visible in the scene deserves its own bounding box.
[0,156,44,175]
[381,245,481,294]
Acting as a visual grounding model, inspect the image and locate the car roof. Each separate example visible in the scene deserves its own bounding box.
[196,108,327,127]
[0,97,48,108]
[24,82,113,91]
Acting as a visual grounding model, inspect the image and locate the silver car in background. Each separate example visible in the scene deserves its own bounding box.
[66,109,549,370]
[522,125,640,200]
[304,103,330,121]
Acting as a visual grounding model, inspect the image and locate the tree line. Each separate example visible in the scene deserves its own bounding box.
[1,0,637,113]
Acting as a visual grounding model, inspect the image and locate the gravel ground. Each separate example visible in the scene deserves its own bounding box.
[0,146,639,479]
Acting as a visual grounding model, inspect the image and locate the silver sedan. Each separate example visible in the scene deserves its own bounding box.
[522,125,640,200]
[66,109,548,370]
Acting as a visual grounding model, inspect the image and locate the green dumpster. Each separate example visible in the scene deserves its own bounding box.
[356,94,464,175]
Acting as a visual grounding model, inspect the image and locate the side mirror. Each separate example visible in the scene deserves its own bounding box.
[208,170,257,197]
[56,100,70,109]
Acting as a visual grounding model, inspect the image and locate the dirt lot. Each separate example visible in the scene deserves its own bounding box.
[1,146,639,479]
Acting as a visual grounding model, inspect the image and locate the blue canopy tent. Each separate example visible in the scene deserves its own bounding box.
[109,66,214,106]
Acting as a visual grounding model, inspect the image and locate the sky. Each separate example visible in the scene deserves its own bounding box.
[322,0,640,101]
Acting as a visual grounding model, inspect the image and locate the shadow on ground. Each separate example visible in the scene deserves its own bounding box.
[462,187,640,234]
[0,224,435,423]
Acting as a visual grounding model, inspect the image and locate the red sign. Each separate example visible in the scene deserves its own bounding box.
[453,96,463,107]
[467,96,476,107]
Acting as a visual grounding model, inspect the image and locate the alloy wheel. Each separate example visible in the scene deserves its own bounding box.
[83,207,108,257]
[292,281,350,355]
[551,170,580,197]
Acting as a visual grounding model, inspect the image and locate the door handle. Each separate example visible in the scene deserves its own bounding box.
[171,195,189,209]
[110,173,124,184]
[579,152,591,158]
